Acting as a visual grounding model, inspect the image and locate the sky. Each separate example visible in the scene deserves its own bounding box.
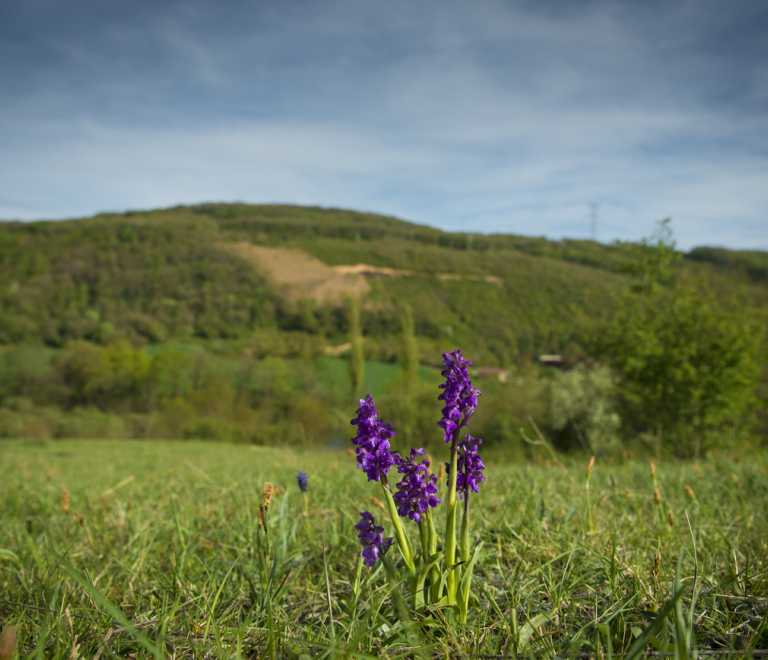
[1,0,767,250]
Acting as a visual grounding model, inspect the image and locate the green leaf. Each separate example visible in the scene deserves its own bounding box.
[624,586,688,660]
[436,560,464,600]
[518,610,558,650]
[415,551,443,607]
[457,542,484,623]
[0,549,21,565]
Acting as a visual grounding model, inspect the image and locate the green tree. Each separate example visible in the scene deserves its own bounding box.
[53,340,111,407]
[289,395,334,445]
[400,303,419,390]
[347,297,365,398]
[148,347,193,399]
[104,340,151,405]
[620,217,680,293]
[598,222,764,457]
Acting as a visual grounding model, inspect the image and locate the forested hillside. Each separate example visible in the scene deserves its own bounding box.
[2,203,764,363]
[0,204,765,452]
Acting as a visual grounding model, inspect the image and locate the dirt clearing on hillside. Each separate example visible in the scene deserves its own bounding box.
[219,242,502,305]
[219,242,370,305]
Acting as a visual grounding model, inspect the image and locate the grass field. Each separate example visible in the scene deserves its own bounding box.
[1,439,767,659]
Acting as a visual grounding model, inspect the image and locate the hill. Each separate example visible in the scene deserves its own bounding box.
[0,204,765,449]
[3,203,764,365]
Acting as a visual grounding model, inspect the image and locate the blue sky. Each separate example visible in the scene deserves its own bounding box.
[1,0,766,250]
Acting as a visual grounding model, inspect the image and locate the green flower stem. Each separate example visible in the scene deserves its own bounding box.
[416,519,430,609]
[458,490,471,624]
[302,492,311,540]
[352,550,363,596]
[418,519,429,560]
[427,508,438,555]
[427,509,440,603]
[380,478,415,574]
[586,476,595,533]
[262,511,271,557]
[460,490,470,564]
[444,429,461,605]
[350,550,364,615]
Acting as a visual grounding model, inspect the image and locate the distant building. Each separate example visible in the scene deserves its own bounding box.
[473,367,508,383]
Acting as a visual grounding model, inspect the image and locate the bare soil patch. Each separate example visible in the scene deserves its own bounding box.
[219,242,370,305]
[220,243,502,306]
[334,262,501,284]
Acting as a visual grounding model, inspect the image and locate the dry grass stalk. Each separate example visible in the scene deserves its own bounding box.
[684,484,696,500]
[587,456,596,480]
[258,482,275,533]
[437,461,446,484]
[261,482,275,507]
[653,489,662,505]
[61,489,70,514]
[667,511,675,526]
[370,496,387,515]
[257,506,266,531]
[92,628,114,660]
[65,606,77,660]
[650,548,662,608]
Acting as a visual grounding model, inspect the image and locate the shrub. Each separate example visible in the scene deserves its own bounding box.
[550,364,620,453]
[55,407,128,439]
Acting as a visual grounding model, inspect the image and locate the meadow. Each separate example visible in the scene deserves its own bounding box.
[0,204,766,658]
[1,438,766,658]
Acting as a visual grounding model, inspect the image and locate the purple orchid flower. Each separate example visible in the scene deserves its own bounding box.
[393,448,441,523]
[350,394,396,481]
[355,511,394,567]
[446,434,486,499]
[437,350,482,443]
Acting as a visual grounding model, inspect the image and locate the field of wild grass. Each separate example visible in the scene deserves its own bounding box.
[0,438,767,658]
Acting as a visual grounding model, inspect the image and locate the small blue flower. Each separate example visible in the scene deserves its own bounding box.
[297,471,308,493]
